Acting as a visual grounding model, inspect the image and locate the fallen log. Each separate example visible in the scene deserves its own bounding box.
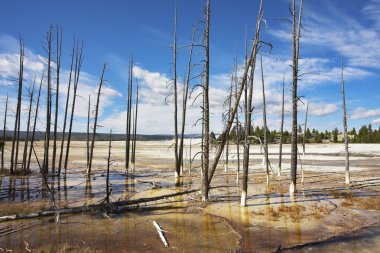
[153,221,169,247]
[0,189,198,222]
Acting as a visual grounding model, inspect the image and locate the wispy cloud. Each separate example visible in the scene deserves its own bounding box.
[270,0,380,70]
[352,107,380,119]
[363,0,380,30]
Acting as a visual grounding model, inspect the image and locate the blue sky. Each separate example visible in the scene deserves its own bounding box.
[0,0,379,134]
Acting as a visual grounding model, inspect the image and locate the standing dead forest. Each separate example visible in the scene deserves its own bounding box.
[0,0,380,252]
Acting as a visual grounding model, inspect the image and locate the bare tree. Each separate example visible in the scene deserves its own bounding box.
[1,94,9,171]
[278,75,285,176]
[64,40,84,173]
[178,23,196,176]
[131,81,139,167]
[52,26,62,172]
[224,70,233,173]
[172,4,181,185]
[105,129,112,204]
[206,0,261,206]
[302,100,309,156]
[208,1,263,204]
[239,28,249,183]
[260,55,270,187]
[43,25,53,174]
[87,63,106,176]
[125,58,133,173]
[201,0,211,201]
[233,51,241,176]
[58,39,75,175]
[10,37,24,174]
[27,73,44,171]
[21,78,36,172]
[341,52,350,185]
[86,94,91,167]
[289,0,303,195]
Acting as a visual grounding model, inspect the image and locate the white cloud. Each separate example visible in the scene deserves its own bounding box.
[352,107,380,119]
[271,0,380,70]
[363,0,380,30]
[372,118,380,125]
[307,102,338,117]
[133,66,170,106]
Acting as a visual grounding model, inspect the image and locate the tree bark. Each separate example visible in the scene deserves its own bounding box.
[131,81,139,166]
[10,38,24,174]
[105,129,112,204]
[234,51,240,176]
[125,58,133,173]
[1,94,8,171]
[64,41,83,173]
[27,74,43,171]
[302,100,309,156]
[58,40,75,175]
[21,78,35,172]
[202,0,211,201]
[278,75,285,176]
[43,25,53,174]
[178,23,196,176]
[341,52,350,185]
[173,4,181,185]
[260,55,269,187]
[86,95,91,168]
[290,0,303,195]
[52,26,62,173]
[87,63,106,176]
[225,77,232,173]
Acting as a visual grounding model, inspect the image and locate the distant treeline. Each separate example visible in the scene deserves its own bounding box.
[212,124,380,144]
[1,131,197,142]
[2,124,379,144]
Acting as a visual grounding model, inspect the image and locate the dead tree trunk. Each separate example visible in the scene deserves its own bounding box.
[233,52,241,176]
[278,75,285,176]
[58,40,75,175]
[22,78,36,172]
[27,74,43,171]
[289,0,303,195]
[125,58,133,173]
[241,48,256,206]
[225,71,233,173]
[10,38,24,174]
[172,4,181,185]
[64,41,83,173]
[1,94,9,171]
[238,30,249,184]
[341,52,350,185]
[43,25,53,174]
[178,23,196,176]
[219,2,262,207]
[86,95,91,167]
[131,81,139,166]
[52,26,62,173]
[201,0,211,201]
[87,63,106,176]
[260,55,269,187]
[105,129,112,204]
[302,100,309,156]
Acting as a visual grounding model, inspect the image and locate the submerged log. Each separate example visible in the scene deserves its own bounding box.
[153,221,169,247]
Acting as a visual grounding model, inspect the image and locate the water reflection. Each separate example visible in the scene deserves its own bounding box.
[0,172,147,209]
[0,212,239,252]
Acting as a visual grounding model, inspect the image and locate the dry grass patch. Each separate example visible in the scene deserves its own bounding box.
[278,204,306,221]
[341,195,380,210]
[0,202,48,216]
